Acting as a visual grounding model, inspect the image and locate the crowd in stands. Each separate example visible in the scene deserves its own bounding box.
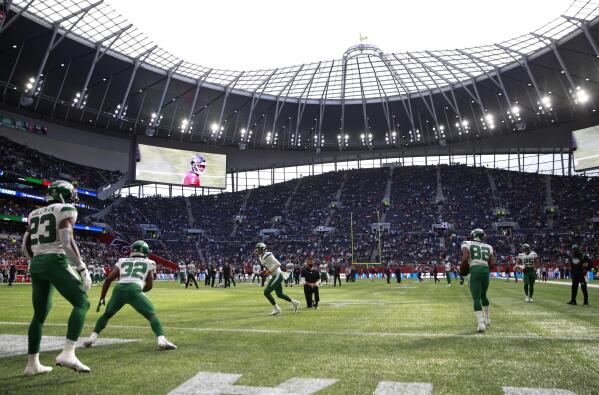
[1,137,599,274]
[551,174,599,229]
[2,136,121,190]
[386,166,438,232]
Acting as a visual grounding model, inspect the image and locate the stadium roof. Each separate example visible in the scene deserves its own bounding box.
[9,0,599,103]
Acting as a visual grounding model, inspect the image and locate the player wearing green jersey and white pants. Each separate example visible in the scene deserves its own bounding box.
[22,181,92,376]
[460,229,496,333]
[517,244,539,302]
[84,240,176,350]
[255,243,300,315]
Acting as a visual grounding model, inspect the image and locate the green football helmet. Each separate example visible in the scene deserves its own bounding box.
[130,240,150,257]
[470,228,486,242]
[571,244,580,253]
[521,243,531,251]
[46,180,78,204]
[255,242,266,255]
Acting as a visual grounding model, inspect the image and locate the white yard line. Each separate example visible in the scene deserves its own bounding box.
[1,321,597,342]
[543,280,599,288]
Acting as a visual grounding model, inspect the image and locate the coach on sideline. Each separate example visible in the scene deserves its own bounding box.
[302,257,321,309]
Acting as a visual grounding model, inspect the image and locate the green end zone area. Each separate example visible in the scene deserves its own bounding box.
[0,279,598,394]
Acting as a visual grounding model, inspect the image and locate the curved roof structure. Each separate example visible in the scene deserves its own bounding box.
[10,0,599,103]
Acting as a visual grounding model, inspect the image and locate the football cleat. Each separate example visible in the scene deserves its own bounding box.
[23,356,53,376]
[525,296,530,302]
[158,338,177,351]
[55,352,90,373]
[270,304,281,316]
[477,322,486,333]
[529,298,534,302]
[567,300,577,305]
[291,299,300,313]
[83,333,97,348]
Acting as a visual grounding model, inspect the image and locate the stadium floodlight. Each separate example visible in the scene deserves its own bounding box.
[211,123,219,132]
[71,91,88,108]
[541,95,551,107]
[240,128,246,136]
[461,120,469,127]
[112,104,127,119]
[24,76,43,96]
[511,105,520,115]
[180,118,189,132]
[575,87,589,104]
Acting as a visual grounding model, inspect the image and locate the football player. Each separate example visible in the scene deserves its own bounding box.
[186,262,199,289]
[94,265,103,284]
[182,155,207,186]
[319,261,328,285]
[460,228,496,333]
[178,262,186,286]
[88,264,97,285]
[444,258,452,287]
[567,244,591,306]
[516,243,539,302]
[285,260,295,287]
[21,181,92,375]
[255,243,300,315]
[83,240,176,350]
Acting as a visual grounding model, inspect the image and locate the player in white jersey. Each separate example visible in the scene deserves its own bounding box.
[255,243,300,315]
[185,263,199,289]
[83,240,176,350]
[21,181,92,375]
[88,264,96,285]
[516,243,539,302]
[94,265,103,284]
[319,262,328,284]
[285,261,295,287]
[460,228,496,333]
[251,263,262,284]
[444,259,453,287]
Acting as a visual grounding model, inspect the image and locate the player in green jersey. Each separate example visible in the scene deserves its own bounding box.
[460,228,496,333]
[517,243,539,302]
[83,240,176,350]
[255,243,300,315]
[22,181,92,375]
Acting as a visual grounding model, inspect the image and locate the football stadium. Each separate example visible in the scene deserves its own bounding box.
[1,0,599,393]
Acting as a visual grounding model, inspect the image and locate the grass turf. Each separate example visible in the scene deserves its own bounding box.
[0,278,598,394]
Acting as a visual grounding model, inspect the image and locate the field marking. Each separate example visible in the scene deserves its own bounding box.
[374,381,433,395]
[543,281,599,289]
[0,334,138,358]
[1,321,598,342]
[503,387,576,395]
[168,371,337,395]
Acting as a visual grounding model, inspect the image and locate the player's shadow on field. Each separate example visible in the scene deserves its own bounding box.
[2,375,80,390]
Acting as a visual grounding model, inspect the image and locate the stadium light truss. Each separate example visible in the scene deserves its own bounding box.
[5,0,599,105]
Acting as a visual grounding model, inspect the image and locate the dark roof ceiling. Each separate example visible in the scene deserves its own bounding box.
[1,4,599,153]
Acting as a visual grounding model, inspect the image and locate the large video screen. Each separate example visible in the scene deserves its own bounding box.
[135,144,227,188]
[572,125,599,172]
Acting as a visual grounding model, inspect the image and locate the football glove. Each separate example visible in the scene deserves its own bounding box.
[96,299,105,313]
[79,267,92,292]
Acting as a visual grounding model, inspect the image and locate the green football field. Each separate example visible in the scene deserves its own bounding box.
[1,279,598,394]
